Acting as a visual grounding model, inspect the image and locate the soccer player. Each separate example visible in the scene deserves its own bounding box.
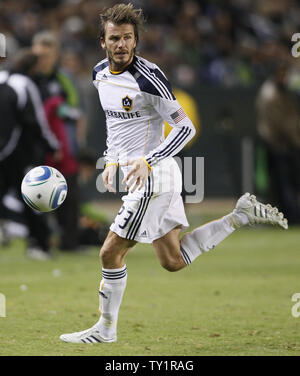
[60,3,288,344]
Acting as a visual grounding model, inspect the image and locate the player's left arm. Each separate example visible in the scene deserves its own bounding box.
[121,157,150,193]
[122,98,196,192]
[143,94,196,167]
[122,67,196,192]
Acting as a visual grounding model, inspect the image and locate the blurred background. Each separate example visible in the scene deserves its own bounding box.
[0,0,300,255]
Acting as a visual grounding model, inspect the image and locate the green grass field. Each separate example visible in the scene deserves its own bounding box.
[0,211,300,356]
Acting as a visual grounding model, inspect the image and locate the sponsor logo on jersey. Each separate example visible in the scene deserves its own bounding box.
[105,110,141,120]
[122,95,133,112]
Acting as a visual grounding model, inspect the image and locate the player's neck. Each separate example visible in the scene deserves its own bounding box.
[108,56,134,74]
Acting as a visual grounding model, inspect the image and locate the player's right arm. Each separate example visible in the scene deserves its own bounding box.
[102,162,118,194]
[93,60,120,193]
[101,139,120,193]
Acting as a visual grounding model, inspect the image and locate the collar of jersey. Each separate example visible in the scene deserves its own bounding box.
[109,56,137,75]
[110,69,123,75]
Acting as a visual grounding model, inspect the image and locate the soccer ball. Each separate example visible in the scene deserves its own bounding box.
[21,166,68,212]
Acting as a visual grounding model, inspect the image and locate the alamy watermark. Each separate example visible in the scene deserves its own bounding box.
[96,156,204,204]
[291,33,300,58]
[0,33,6,57]
[0,293,6,317]
[291,293,300,318]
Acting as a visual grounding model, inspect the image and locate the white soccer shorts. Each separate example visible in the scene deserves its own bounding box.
[110,157,189,243]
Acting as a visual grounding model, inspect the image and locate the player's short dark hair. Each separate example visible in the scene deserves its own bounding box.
[99,3,144,44]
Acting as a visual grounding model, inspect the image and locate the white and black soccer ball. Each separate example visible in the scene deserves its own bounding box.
[21,166,68,212]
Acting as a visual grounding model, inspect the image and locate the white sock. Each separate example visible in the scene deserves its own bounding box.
[95,265,127,340]
[180,213,241,265]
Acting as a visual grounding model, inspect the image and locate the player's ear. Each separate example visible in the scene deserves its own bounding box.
[100,37,106,50]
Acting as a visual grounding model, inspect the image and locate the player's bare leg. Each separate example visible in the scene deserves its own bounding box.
[60,231,135,343]
[60,193,288,343]
[154,193,288,270]
[100,230,136,268]
[152,225,185,272]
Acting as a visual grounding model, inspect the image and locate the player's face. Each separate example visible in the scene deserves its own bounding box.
[101,22,136,71]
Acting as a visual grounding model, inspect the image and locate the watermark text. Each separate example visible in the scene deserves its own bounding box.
[96,156,204,204]
[291,293,300,318]
[0,293,6,317]
[0,33,6,57]
[291,33,300,58]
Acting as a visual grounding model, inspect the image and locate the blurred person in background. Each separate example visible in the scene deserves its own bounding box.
[31,30,86,251]
[0,49,60,259]
[256,62,300,225]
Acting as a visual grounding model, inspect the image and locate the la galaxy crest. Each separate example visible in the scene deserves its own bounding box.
[122,95,133,112]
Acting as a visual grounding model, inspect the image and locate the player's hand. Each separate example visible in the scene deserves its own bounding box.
[121,158,151,193]
[102,163,118,194]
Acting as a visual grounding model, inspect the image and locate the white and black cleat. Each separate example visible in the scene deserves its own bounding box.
[233,192,288,230]
[60,325,116,344]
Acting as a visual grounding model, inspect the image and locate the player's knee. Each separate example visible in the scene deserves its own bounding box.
[99,243,128,266]
[160,257,182,272]
[99,232,117,263]
[99,246,113,264]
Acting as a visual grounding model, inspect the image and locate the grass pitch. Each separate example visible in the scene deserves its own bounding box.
[0,212,300,356]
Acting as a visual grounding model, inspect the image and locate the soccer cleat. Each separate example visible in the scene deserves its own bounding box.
[232,192,288,229]
[60,324,116,344]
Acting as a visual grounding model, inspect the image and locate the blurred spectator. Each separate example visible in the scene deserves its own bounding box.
[256,62,300,224]
[32,30,86,251]
[0,49,60,259]
[1,0,300,88]
[1,0,300,227]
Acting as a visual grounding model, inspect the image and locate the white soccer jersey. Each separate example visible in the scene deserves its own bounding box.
[92,55,196,167]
